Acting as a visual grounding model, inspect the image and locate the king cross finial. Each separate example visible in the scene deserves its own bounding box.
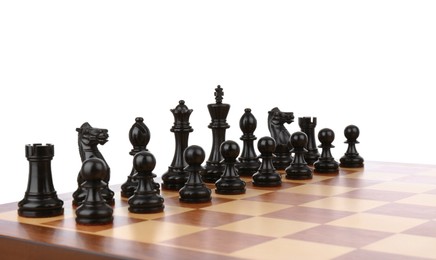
[215,85,224,104]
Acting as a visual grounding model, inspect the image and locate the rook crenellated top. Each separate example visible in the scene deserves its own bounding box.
[298,117,317,128]
[25,143,54,159]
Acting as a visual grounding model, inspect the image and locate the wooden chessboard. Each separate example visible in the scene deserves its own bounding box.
[1,161,436,260]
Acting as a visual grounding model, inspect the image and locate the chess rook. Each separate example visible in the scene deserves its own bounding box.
[267,107,294,170]
[314,128,339,173]
[162,100,193,190]
[285,131,313,180]
[215,140,246,195]
[18,144,64,218]
[252,137,282,187]
[340,125,364,168]
[299,117,320,165]
[235,108,260,176]
[128,151,164,213]
[179,145,212,203]
[203,86,230,183]
[75,158,113,225]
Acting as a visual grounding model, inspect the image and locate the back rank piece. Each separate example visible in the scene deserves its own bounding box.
[162,100,194,190]
[235,108,260,176]
[203,85,230,183]
[267,107,294,170]
[121,117,152,198]
[73,122,114,206]
[18,144,64,218]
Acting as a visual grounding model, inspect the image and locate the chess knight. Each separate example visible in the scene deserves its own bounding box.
[267,107,294,170]
[72,122,114,206]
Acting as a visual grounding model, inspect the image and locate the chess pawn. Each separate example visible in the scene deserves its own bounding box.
[121,117,156,198]
[203,85,230,183]
[215,140,246,195]
[162,100,194,190]
[128,151,164,213]
[236,108,261,176]
[314,128,339,174]
[75,158,113,225]
[179,145,212,203]
[252,137,282,187]
[299,117,320,165]
[285,132,313,180]
[340,125,364,168]
[18,144,64,218]
[267,107,294,170]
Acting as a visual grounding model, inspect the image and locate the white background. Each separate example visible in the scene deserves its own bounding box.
[0,1,435,204]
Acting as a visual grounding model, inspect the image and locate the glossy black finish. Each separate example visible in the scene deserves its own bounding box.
[73,123,114,206]
[285,132,313,180]
[314,128,339,173]
[75,158,113,225]
[162,100,193,190]
[299,117,320,165]
[128,151,164,213]
[203,86,230,183]
[179,145,212,203]
[340,125,364,168]
[236,108,260,176]
[252,137,282,187]
[18,144,64,218]
[267,107,294,170]
[121,117,159,198]
[215,140,246,195]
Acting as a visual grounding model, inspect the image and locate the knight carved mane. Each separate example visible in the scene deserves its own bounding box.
[76,122,109,163]
[267,107,294,146]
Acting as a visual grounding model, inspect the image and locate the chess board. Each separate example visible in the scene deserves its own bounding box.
[1,161,436,260]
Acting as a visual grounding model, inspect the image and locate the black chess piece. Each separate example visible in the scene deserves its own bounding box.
[299,117,320,165]
[18,144,64,218]
[340,125,364,168]
[121,117,159,198]
[267,107,294,170]
[215,140,246,195]
[203,86,230,183]
[236,108,261,176]
[162,100,194,190]
[179,145,212,203]
[285,131,313,180]
[252,137,282,187]
[128,151,164,213]
[73,122,114,206]
[314,128,339,174]
[75,158,113,225]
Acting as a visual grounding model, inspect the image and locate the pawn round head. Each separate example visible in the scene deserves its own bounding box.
[258,136,276,154]
[344,125,360,141]
[81,158,108,181]
[133,151,156,172]
[184,145,205,166]
[318,128,335,144]
[220,140,240,160]
[290,131,308,148]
